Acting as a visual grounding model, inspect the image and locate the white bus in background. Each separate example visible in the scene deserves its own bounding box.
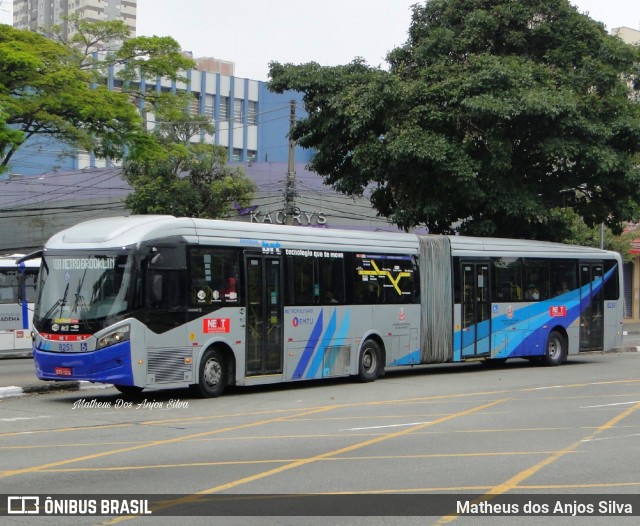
[0,254,39,354]
[27,216,624,396]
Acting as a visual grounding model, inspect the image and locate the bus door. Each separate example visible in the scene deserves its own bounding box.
[579,262,604,352]
[245,254,283,376]
[461,261,491,357]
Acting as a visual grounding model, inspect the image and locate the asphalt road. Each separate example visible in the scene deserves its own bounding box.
[1,347,639,525]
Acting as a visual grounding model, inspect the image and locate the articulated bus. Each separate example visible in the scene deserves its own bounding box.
[0,254,39,354]
[27,216,623,396]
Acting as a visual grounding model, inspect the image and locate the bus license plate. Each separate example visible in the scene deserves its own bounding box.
[55,367,72,376]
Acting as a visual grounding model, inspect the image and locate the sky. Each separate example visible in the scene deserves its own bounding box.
[0,0,638,81]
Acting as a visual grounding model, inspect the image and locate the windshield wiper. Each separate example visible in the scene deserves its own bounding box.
[72,269,88,315]
[41,282,69,321]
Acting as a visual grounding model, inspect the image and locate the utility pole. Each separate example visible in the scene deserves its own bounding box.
[285,99,296,225]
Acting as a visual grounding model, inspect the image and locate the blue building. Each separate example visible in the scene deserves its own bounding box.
[6,67,312,177]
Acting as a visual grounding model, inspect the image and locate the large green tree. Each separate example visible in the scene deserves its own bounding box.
[268,0,640,240]
[122,93,256,219]
[0,24,141,173]
[0,20,194,175]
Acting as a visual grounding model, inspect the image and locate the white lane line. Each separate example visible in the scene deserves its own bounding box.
[343,422,432,431]
[582,433,640,442]
[581,401,640,409]
[0,415,52,422]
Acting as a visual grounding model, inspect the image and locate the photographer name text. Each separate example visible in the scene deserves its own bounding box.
[72,398,188,410]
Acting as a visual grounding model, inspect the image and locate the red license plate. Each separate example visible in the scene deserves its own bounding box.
[54,367,72,376]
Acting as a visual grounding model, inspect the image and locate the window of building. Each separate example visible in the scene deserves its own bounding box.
[219,96,229,121]
[233,98,243,123]
[204,94,214,117]
[189,95,200,116]
[247,101,257,125]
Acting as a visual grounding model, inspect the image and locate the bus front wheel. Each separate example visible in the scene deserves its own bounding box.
[542,330,567,366]
[358,340,382,382]
[194,348,227,398]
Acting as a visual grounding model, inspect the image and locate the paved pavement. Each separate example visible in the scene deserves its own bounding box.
[1,322,639,399]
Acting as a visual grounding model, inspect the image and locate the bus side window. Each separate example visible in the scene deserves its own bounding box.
[151,274,163,306]
[0,271,17,302]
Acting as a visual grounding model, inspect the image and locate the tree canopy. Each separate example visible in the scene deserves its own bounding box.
[122,93,256,219]
[0,21,194,175]
[0,24,141,173]
[268,0,640,240]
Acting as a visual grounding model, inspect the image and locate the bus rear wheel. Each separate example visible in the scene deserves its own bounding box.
[358,340,382,382]
[542,330,567,366]
[193,348,227,398]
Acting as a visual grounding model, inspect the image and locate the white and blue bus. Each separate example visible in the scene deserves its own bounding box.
[27,216,624,396]
[0,254,39,355]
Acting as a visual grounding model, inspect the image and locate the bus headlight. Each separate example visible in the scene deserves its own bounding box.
[96,325,131,350]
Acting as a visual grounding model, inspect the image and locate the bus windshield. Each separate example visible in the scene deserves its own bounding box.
[35,253,134,332]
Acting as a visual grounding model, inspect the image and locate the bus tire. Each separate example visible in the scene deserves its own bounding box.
[194,348,227,398]
[542,330,567,366]
[114,385,144,396]
[358,340,382,382]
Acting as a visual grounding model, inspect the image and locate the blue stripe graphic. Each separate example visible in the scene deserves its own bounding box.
[306,308,337,379]
[453,266,616,359]
[292,310,324,379]
[324,308,351,373]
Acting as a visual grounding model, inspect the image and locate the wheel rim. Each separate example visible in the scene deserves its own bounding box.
[203,358,222,388]
[362,348,376,373]
[547,335,562,360]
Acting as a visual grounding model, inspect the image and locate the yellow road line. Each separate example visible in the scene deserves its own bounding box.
[0,404,339,479]
[436,401,640,524]
[103,398,508,523]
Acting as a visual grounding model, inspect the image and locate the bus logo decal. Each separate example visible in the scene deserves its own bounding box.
[203,318,231,333]
[550,306,567,317]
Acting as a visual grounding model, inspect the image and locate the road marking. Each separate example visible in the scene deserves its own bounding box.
[343,421,432,431]
[436,400,640,525]
[581,433,640,442]
[581,401,640,408]
[0,405,341,479]
[103,399,508,523]
[0,415,52,422]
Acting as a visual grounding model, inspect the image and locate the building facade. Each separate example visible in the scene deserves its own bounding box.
[13,0,137,40]
[6,67,312,176]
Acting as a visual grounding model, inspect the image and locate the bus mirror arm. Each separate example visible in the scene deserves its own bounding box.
[17,250,43,264]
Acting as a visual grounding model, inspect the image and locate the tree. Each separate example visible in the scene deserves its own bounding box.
[0,20,195,175]
[122,93,256,218]
[550,208,634,261]
[268,0,640,240]
[0,24,141,174]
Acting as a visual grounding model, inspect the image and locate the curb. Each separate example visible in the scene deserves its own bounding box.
[0,381,111,399]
